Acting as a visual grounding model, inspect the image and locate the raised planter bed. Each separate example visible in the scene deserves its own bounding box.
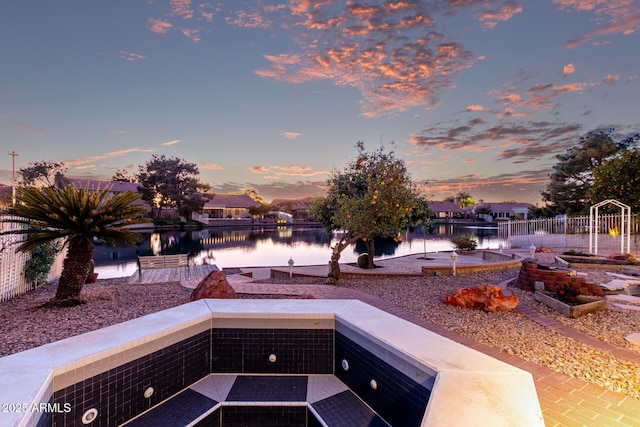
[557,255,632,266]
[534,291,607,318]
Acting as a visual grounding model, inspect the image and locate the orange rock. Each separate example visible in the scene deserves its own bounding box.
[444,284,519,312]
[190,271,237,301]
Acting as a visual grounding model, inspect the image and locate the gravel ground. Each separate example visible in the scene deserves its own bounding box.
[1,253,639,399]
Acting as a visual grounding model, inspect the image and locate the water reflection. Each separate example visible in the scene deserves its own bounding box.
[94,224,500,279]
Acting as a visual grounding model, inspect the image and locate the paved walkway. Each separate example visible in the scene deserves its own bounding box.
[178,251,640,426]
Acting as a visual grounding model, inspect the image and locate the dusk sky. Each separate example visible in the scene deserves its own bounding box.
[1,1,639,204]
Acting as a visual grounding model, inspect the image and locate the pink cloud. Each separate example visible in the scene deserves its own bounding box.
[161,139,181,146]
[253,1,488,117]
[466,104,485,111]
[554,0,640,48]
[479,1,523,29]
[563,63,575,76]
[226,10,272,28]
[13,123,47,133]
[180,28,201,42]
[250,166,269,174]
[202,162,224,170]
[281,131,301,139]
[118,51,147,61]
[169,0,193,19]
[249,165,328,177]
[147,18,173,34]
[146,1,219,41]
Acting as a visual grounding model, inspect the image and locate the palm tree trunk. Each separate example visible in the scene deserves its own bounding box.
[54,238,93,304]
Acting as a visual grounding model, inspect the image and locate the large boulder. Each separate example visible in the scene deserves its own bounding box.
[190,271,237,301]
[444,284,518,312]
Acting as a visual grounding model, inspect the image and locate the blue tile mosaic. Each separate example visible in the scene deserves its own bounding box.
[51,331,210,427]
[125,389,216,427]
[221,406,308,427]
[312,390,389,427]
[335,331,432,427]
[226,376,308,402]
[211,328,333,374]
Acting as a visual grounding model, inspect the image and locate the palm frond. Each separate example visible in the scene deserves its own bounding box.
[1,185,146,253]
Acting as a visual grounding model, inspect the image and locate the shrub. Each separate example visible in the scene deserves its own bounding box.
[357,253,369,268]
[562,250,594,257]
[555,283,581,304]
[451,235,477,252]
[24,241,61,287]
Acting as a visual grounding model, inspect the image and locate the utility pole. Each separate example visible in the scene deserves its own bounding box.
[8,151,18,205]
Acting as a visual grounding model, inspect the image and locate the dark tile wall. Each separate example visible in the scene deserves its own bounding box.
[211,328,333,374]
[38,326,432,426]
[220,406,308,427]
[193,407,221,427]
[51,331,210,427]
[335,331,433,427]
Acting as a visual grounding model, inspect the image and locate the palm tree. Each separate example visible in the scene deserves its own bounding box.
[1,185,147,306]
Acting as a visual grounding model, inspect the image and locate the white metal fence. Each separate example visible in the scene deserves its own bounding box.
[0,216,65,302]
[498,214,640,255]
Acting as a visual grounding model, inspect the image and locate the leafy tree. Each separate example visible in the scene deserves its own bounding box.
[538,130,639,216]
[111,169,134,182]
[445,191,475,208]
[136,155,209,219]
[475,204,493,218]
[0,186,147,306]
[540,131,620,216]
[311,142,432,283]
[19,160,68,187]
[587,148,640,211]
[242,187,267,205]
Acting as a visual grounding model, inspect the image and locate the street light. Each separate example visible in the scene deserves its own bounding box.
[451,251,458,276]
[288,257,295,278]
[8,151,18,205]
[529,244,536,259]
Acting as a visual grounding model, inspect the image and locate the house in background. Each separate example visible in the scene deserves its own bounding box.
[473,200,533,221]
[427,201,471,219]
[201,194,260,220]
[271,197,319,220]
[428,199,534,222]
[0,185,12,206]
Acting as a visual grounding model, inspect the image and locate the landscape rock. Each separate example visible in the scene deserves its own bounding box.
[190,271,237,301]
[444,284,519,312]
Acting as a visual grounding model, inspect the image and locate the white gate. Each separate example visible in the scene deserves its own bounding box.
[589,200,631,255]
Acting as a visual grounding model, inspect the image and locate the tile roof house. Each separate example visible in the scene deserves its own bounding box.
[427,201,471,219]
[202,194,260,219]
[474,201,533,220]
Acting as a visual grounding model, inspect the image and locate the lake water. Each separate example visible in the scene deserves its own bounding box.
[93,223,502,279]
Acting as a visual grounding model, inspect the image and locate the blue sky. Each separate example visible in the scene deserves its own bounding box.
[1,0,638,204]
